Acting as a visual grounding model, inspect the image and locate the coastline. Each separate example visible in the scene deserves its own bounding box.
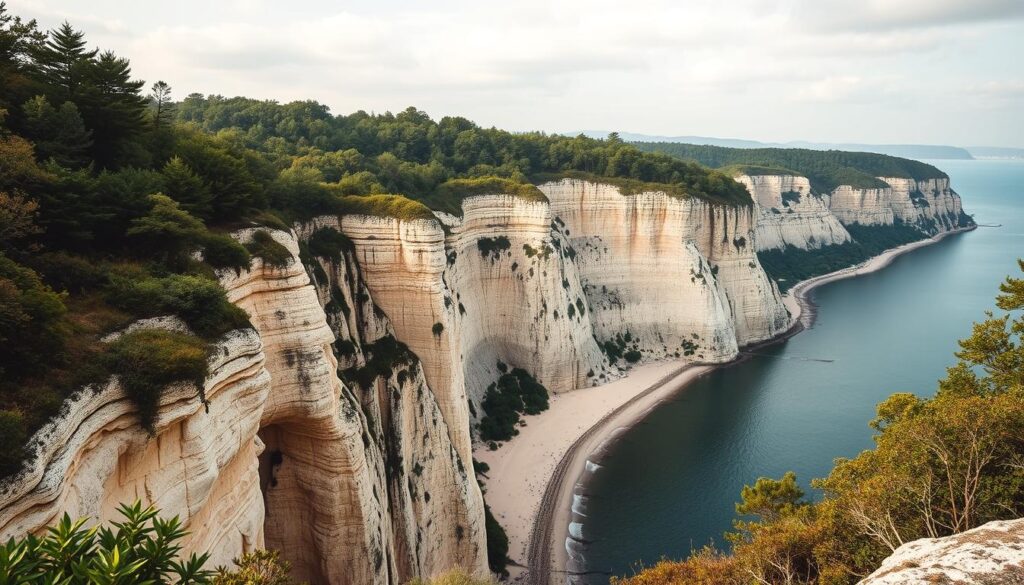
[476,225,974,585]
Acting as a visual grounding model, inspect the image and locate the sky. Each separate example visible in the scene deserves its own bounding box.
[11,0,1024,147]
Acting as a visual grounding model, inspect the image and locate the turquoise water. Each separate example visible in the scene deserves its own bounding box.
[578,160,1024,581]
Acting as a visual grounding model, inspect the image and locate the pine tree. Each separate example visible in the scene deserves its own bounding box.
[22,94,92,167]
[150,80,173,131]
[79,50,148,168]
[32,22,96,101]
[161,156,212,219]
[0,2,45,124]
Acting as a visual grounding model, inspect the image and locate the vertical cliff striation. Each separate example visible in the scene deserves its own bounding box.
[734,174,851,251]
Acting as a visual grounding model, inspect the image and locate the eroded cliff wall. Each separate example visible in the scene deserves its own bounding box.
[0,179,840,584]
[734,174,851,251]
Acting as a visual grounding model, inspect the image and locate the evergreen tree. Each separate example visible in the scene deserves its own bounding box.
[31,22,95,102]
[150,80,173,131]
[0,2,44,125]
[161,156,212,219]
[22,94,92,167]
[79,50,147,168]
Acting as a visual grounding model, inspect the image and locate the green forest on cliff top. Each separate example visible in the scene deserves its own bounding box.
[0,3,953,483]
[634,142,949,193]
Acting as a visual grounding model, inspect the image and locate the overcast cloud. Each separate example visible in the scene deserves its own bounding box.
[11,0,1024,146]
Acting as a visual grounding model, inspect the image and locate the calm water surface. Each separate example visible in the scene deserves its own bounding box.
[578,160,1024,581]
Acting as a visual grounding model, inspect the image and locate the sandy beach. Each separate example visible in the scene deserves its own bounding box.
[475,226,974,585]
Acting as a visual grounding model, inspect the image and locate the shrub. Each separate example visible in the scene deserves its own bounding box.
[0,501,212,584]
[0,253,69,380]
[105,273,250,338]
[341,335,417,390]
[245,230,292,268]
[485,503,510,577]
[106,329,210,432]
[202,233,251,272]
[214,550,299,585]
[624,349,642,363]
[336,194,436,221]
[307,227,353,263]
[0,409,28,479]
[407,569,496,585]
[477,236,510,258]
[477,368,550,441]
[28,251,109,294]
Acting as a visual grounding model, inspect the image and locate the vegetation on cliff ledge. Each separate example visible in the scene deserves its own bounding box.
[613,261,1024,585]
[635,142,950,193]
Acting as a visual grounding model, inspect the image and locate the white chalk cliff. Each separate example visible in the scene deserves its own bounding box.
[734,172,967,252]
[0,173,971,584]
[734,174,851,251]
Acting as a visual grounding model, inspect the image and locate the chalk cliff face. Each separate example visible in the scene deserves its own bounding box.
[0,179,830,584]
[828,177,965,232]
[734,174,851,251]
[0,229,487,585]
[860,519,1024,585]
[734,172,967,251]
[540,179,789,357]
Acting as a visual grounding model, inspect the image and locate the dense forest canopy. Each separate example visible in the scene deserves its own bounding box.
[634,142,950,193]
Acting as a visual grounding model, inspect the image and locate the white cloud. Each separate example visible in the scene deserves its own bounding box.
[7,0,1023,146]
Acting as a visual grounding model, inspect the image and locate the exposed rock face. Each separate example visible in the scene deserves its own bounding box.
[0,326,270,571]
[541,179,789,353]
[14,176,941,584]
[0,229,487,585]
[734,174,851,251]
[828,177,966,232]
[860,519,1024,585]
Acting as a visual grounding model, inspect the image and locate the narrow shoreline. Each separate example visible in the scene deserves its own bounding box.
[519,225,975,585]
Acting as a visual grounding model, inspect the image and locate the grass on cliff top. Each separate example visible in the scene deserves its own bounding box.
[427,177,547,214]
[336,194,438,222]
[531,170,753,207]
[718,163,800,178]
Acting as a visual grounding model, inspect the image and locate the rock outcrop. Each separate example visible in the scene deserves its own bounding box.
[827,177,966,232]
[734,174,851,251]
[860,519,1024,585]
[733,172,968,252]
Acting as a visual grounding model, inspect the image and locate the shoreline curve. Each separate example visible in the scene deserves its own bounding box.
[522,225,975,585]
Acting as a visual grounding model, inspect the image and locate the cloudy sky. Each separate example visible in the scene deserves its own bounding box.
[12,0,1024,146]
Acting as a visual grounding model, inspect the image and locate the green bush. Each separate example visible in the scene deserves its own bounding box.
[307,227,353,263]
[477,368,550,441]
[624,349,642,363]
[202,233,251,272]
[106,329,210,432]
[213,550,300,585]
[28,251,110,294]
[0,409,28,479]
[0,501,212,584]
[341,335,417,390]
[0,253,69,379]
[477,236,510,258]
[245,230,292,268]
[484,503,510,577]
[106,273,251,338]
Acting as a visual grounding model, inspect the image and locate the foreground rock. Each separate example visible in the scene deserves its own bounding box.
[861,519,1024,585]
